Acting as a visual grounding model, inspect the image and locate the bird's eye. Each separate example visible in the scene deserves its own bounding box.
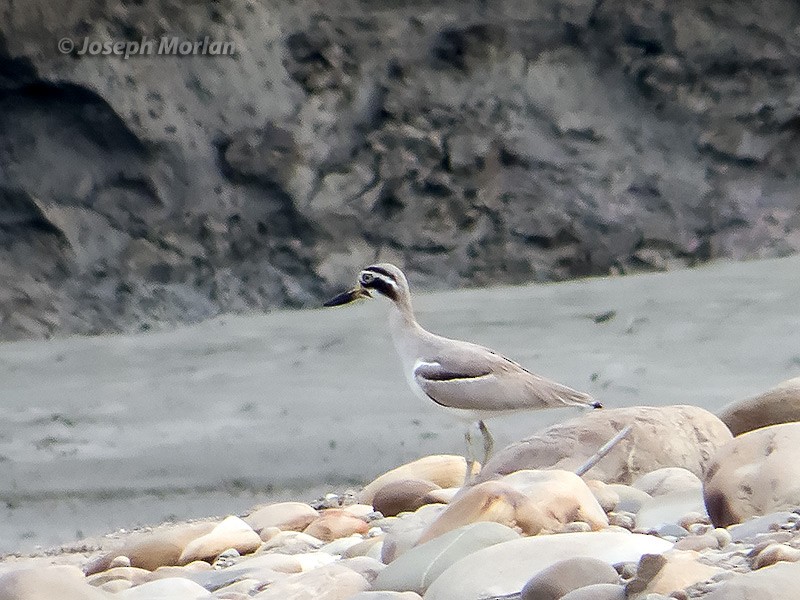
[361,272,374,284]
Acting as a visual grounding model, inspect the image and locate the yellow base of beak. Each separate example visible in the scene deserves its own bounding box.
[323,287,371,307]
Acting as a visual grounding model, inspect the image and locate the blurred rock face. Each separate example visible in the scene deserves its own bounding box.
[1,0,799,340]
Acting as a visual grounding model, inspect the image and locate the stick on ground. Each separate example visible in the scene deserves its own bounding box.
[574,424,633,477]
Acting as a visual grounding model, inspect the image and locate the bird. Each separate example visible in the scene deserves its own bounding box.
[323,263,601,474]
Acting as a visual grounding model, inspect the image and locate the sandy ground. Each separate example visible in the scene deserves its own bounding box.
[1,256,798,554]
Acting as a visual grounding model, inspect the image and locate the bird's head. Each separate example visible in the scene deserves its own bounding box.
[323,263,409,307]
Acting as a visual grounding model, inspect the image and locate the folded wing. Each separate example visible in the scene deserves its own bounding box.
[413,345,596,412]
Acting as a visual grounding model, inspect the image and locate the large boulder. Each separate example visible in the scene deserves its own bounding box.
[703,422,800,527]
[417,481,548,543]
[520,557,619,600]
[84,522,217,574]
[478,406,732,485]
[499,470,608,530]
[703,561,800,600]
[0,566,110,600]
[359,455,474,505]
[371,522,519,595]
[624,551,722,598]
[717,377,800,436]
[423,531,671,600]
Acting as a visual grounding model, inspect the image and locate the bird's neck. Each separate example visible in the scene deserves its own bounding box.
[388,294,420,333]
[388,295,426,367]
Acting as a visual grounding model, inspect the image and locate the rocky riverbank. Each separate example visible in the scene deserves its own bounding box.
[0,252,800,553]
[2,255,798,555]
[3,0,800,340]
[4,384,800,599]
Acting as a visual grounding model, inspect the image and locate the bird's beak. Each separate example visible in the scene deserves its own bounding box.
[323,286,372,307]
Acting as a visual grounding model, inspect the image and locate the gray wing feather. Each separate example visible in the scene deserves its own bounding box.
[413,343,595,412]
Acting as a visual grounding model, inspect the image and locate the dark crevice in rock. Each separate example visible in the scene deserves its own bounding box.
[0,36,38,90]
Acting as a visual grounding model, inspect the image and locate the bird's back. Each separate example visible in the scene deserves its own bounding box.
[408,331,599,414]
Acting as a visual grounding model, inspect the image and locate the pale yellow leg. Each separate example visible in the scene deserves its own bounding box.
[463,427,475,486]
[478,420,494,466]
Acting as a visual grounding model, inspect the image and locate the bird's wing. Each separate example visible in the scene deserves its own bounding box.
[413,343,596,412]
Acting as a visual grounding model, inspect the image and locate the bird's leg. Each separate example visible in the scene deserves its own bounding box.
[463,427,476,486]
[478,420,494,466]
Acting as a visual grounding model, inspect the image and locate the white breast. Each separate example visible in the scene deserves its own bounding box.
[387,304,483,423]
[406,359,487,423]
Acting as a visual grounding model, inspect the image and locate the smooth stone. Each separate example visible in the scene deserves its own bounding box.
[85,522,217,573]
[727,512,795,542]
[372,478,442,517]
[703,423,800,527]
[186,553,306,590]
[379,504,447,563]
[211,548,240,569]
[654,523,689,539]
[251,563,369,599]
[703,561,800,599]
[607,485,652,514]
[349,593,422,600]
[100,580,133,593]
[625,551,722,598]
[586,480,621,512]
[320,535,367,556]
[146,563,212,583]
[520,557,619,600]
[420,488,459,505]
[338,556,386,583]
[617,562,638,580]
[178,516,262,564]
[479,405,732,484]
[712,527,732,548]
[0,566,111,600]
[608,512,636,531]
[633,468,702,497]
[678,511,709,530]
[560,583,626,600]
[418,481,548,544]
[259,527,281,542]
[373,522,519,594]
[213,579,261,597]
[343,504,379,519]
[86,566,151,587]
[635,489,707,530]
[303,510,370,542]
[500,469,609,530]
[675,533,720,552]
[424,531,672,600]
[257,531,325,554]
[118,577,212,599]
[717,377,800,436]
[343,536,385,560]
[360,455,476,504]
[146,562,212,582]
[110,556,132,568]
[752,543,800,569]
[244,502,319,533]
[293,551,339,572]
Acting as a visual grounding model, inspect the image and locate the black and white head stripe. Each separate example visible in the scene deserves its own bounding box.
[360,265,400,301]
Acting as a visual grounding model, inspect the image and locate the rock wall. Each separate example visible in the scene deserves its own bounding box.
[1,0,799,340]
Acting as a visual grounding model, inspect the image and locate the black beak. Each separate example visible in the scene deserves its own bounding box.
[323,287,371,307]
